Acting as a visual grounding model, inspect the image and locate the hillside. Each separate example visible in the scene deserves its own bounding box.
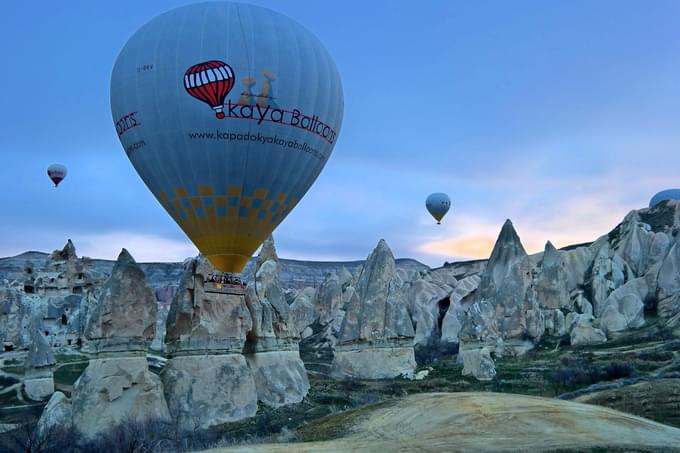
[211,392,680,452]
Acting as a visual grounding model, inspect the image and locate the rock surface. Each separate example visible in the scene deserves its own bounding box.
[440,275,481,348]
[24,328,56,400]
[460,346,496,381]
[25,328,56,370]
[37,391,72,435]
[162,354,257,430]
[245,351,310,408]
[330,344,417,380]
[460,220,538,357]
[244,236,310,407]
[162,254,258,428]
[83,249,157,353]
[598,277,647,334]
[331,240,416,379]
[534,242,570,310]
[570,315,607,346]
[289,287,316,338]
[71,357,169,438]
[165,256,252,354]
[39,357,170,439]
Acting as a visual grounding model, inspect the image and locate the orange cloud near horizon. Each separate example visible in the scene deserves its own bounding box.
[415,195,630,261]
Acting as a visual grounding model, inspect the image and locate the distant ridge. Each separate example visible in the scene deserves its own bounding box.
[0,250,429,290]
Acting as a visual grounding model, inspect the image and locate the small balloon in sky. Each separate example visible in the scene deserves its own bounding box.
[110,2,343,274]
[47,164,67,188]
[426,193,451,225]
[649,189,680,208]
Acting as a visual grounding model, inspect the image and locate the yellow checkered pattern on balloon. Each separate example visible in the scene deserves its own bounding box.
[157,185,298,272]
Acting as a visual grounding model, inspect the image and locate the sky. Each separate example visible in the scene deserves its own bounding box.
[1,0,679,267]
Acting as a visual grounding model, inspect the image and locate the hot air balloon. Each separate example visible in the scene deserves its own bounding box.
[111,2,343,274]
[650,189,680,208]
[47,164,67,187]
[426,193,451,225]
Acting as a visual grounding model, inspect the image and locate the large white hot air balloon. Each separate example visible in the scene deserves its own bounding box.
[111,2,343,273]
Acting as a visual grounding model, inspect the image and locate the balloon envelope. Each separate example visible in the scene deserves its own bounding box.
[426,193,451,224]
[650,189,680,208]
[47,164,67,187]
[111,2,343,273]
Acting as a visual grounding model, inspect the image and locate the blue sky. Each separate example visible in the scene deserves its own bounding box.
[1,1,679,266]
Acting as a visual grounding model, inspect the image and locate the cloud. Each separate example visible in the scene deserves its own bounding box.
[71,231,197,262]
[415,188,630,261]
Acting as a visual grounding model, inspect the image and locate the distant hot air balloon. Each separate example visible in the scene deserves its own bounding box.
[111,2,343,274]
[426,193,451,225]
[47,164,67,188]
[650,189,680,208]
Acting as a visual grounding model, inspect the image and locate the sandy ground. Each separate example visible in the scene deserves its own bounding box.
[208,392,680,452]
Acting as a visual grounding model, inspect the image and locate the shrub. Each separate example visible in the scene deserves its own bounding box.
[4,414,81,453]
[602,361,637,381]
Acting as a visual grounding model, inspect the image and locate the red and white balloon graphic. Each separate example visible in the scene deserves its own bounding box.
[183,61,235,118]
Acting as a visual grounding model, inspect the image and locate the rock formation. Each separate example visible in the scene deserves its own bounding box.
[598,277,647,334]
[244,236,310,407]
[460,345,496,380]
[82,249,157,354]
[70,356,169,437]
[459,220,540,373]
[534,241,570,310]
[37,391,72,436]
[440,275,481,349]
[0,240,105,350]
[162,255,256,429]
[23,328,56,400]
[331,239,417,379]
[289,287,316,339]
[407,276,453,360]
[37,249,168,439]
[570,314,607,346]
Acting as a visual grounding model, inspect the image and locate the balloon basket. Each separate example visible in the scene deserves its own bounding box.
[204,272,246,295]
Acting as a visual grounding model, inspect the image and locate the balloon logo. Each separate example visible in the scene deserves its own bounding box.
[47,164,67,188]
[111,2,344,274]
[184,61,235,119]
[426,193,451,225]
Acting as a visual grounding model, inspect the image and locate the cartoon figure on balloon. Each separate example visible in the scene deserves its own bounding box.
[183,61,278,117]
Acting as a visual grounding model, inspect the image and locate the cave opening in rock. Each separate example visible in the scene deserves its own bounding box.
[24,285,34,294]
[437,297,451,333]
[61,314,68,325]
[3,344,13,352]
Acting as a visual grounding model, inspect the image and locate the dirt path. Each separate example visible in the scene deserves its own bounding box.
[209,392,680,452]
